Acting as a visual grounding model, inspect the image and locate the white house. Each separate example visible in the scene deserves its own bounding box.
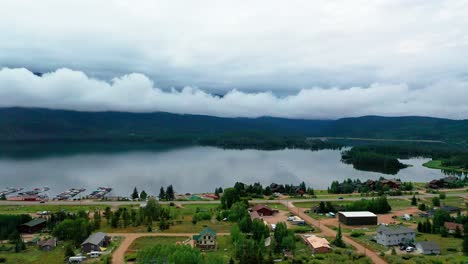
[376,226,415,246]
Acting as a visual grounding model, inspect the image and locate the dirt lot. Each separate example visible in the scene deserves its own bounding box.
[261,210,295,228]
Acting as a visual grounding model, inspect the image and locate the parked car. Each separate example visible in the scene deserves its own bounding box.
[87,251,102,258]
[405,246,414,252]
[69,256,86,263]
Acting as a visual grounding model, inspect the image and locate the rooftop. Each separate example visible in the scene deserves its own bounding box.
[82,232,108,246]
[22,218,47,227]
[304,235,331,249]
[377,226,415,235]
[250,204,274,212]
[339,211,377,217]
[417,241,440,251]
[193,227,217,241]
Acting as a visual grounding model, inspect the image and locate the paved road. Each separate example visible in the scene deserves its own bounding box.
[283,201,388,264]
[109,232,229,264]
[0,191,464,206]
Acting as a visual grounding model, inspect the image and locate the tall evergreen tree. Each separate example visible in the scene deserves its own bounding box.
[411,195,417,206]
[166,185,175,201]
[158,186,166,201]
[131,187,139,200]
[333,224,345,247]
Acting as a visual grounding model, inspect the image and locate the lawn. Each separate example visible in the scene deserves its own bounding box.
[388,199,413,211]
[0,244,65,264]
[127,236,189,252]
[293,201,353,209]
[440,196,467,208]
[349,235,388,253]
[100,203,234,234]
[249,202,288,211]
[0,204,107,214]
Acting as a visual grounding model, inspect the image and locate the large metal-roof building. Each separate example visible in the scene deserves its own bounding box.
[338,211,377,225]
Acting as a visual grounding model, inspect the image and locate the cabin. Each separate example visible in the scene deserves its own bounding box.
[18,218,47,234]
[444,222,464,234]
[416,241,440,255]
[338,211,377,225]
[303,235,331,253]
[193,227,217,250]
[38,237,57,251]
[249,205,276,217]
[81,232,110,253]
[376,226,415,246]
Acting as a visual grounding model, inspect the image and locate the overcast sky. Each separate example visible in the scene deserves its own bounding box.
[1,0,467,119]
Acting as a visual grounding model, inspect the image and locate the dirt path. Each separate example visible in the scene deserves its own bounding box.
[284,201,388,264]
[109,232,229,264]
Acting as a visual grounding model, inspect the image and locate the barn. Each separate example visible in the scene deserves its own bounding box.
[338,211,377,225]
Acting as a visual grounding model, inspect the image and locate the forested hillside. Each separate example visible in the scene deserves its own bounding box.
[0,108,467,146]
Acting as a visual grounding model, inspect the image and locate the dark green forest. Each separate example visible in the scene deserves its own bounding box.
[1,108,468,146]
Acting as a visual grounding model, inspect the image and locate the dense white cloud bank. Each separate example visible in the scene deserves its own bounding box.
[1,1,468,90]
[1,68,467,119]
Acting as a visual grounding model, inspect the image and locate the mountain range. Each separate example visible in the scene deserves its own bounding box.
[1,107,467,146]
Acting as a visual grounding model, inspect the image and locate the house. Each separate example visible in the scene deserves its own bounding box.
[249,210,262,221]
[81,232,110,253]
[416,241,440,255]
[440,205,460,214]
[303,235,331,253]
[193,227,217,250]
[376,226,415,246]
[444,222,464,234]
[338,211,377,225]
[38,237,57,251]
[18,218,47,233]
[249,205,276,217]
[380,179,401,189]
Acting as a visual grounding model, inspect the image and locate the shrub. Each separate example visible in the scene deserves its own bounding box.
[0,257,6,263]
[350,230,365,237]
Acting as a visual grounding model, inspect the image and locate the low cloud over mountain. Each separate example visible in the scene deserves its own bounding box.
[1,67,467,119]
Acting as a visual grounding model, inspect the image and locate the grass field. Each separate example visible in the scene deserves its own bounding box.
[128,236,189,252]
[0,244,65,264]
[440,196,467,208]
[0,204,107,214]
[388,199,413,211]
[249,202,288,211]
[423,160,467,173]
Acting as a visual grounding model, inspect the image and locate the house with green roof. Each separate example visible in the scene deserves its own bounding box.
[18,218,47,234]
[193,227,217,250]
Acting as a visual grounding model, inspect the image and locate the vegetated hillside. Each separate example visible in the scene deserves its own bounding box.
[0,107,330,142]
[0,108,467,146]
[323,115,468,145]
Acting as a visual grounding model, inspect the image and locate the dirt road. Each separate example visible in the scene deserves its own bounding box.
[283,201,388,264]
[109,232,229,264]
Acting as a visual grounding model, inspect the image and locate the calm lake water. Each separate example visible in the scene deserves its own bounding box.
[0,145,447,196]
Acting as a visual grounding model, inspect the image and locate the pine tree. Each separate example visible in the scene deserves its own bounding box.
[417,222,423,232]
[411,195,417,206]
[131,187,139,200]
[333,224,345,247]
[166,185,175,201]
[158,186,166,201]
